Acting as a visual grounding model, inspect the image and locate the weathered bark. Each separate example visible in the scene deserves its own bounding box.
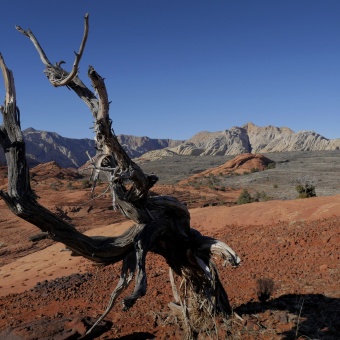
[0,15,240,338]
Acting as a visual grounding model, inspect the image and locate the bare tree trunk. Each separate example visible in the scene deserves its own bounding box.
[0,15,240,338]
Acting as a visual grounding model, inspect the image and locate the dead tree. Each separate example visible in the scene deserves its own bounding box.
[0,14,240,338]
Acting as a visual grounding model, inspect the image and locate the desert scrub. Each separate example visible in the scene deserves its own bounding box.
[266,162,276,169]
[237,189,254,204]
[296,183,316,198]
[237,189,271,204]
[254,190,271,202]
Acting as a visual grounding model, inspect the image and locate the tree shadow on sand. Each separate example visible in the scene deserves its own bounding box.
[235,293,340,339]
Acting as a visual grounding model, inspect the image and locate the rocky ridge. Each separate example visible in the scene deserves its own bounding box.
[142,122,340,159]
[1,123,339,166]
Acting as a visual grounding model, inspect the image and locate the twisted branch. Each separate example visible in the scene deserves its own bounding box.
[0,16,241,338]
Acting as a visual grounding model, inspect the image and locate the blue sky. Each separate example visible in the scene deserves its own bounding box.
[0,1,339,140]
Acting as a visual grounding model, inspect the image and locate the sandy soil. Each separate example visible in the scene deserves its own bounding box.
[0,163,339,339]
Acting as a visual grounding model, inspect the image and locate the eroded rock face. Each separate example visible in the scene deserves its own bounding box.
[244,122,294,152]
[170,127,251,156]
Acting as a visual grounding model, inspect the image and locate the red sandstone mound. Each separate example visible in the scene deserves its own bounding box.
[199,153,274,176]
[179,153,274,186]
[31,161,82,181]
[220,153,273,173]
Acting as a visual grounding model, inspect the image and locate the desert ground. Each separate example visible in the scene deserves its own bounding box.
[0,151,339,339]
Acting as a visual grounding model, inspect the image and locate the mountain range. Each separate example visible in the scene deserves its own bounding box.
[0,128,183,168]
[141,122,340,160]
[0,123,339,168]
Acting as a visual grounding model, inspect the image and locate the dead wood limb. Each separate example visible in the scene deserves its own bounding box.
[86,252,136,335]
[53,13,89,87]
[16,14,89,87]
[0,16,241,338]
[16,22,98,114]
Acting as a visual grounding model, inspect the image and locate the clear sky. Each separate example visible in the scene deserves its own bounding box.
[0,1,339,140]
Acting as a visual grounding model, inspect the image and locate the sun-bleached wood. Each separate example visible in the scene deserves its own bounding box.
[0,15,240,338]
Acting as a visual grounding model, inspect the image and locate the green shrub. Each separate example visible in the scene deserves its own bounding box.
[295,184,316,198]
[238,189,271,204]
[266,162,276,169]
[237,189,254,205]
[254,191,270,202]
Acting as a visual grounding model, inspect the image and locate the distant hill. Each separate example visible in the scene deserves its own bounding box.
[0,128,183,168]
[0,123,339,167]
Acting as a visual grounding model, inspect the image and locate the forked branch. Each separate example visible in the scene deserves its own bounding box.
[16,13,89,87]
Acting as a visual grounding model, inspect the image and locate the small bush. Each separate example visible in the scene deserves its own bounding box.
[273,183,278,188]
[82,179,91,188]
[238,189,271,204]
[266,162,276,169]
[254,191,271,202]
[237,189,254,205]
[295,184,316,198]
